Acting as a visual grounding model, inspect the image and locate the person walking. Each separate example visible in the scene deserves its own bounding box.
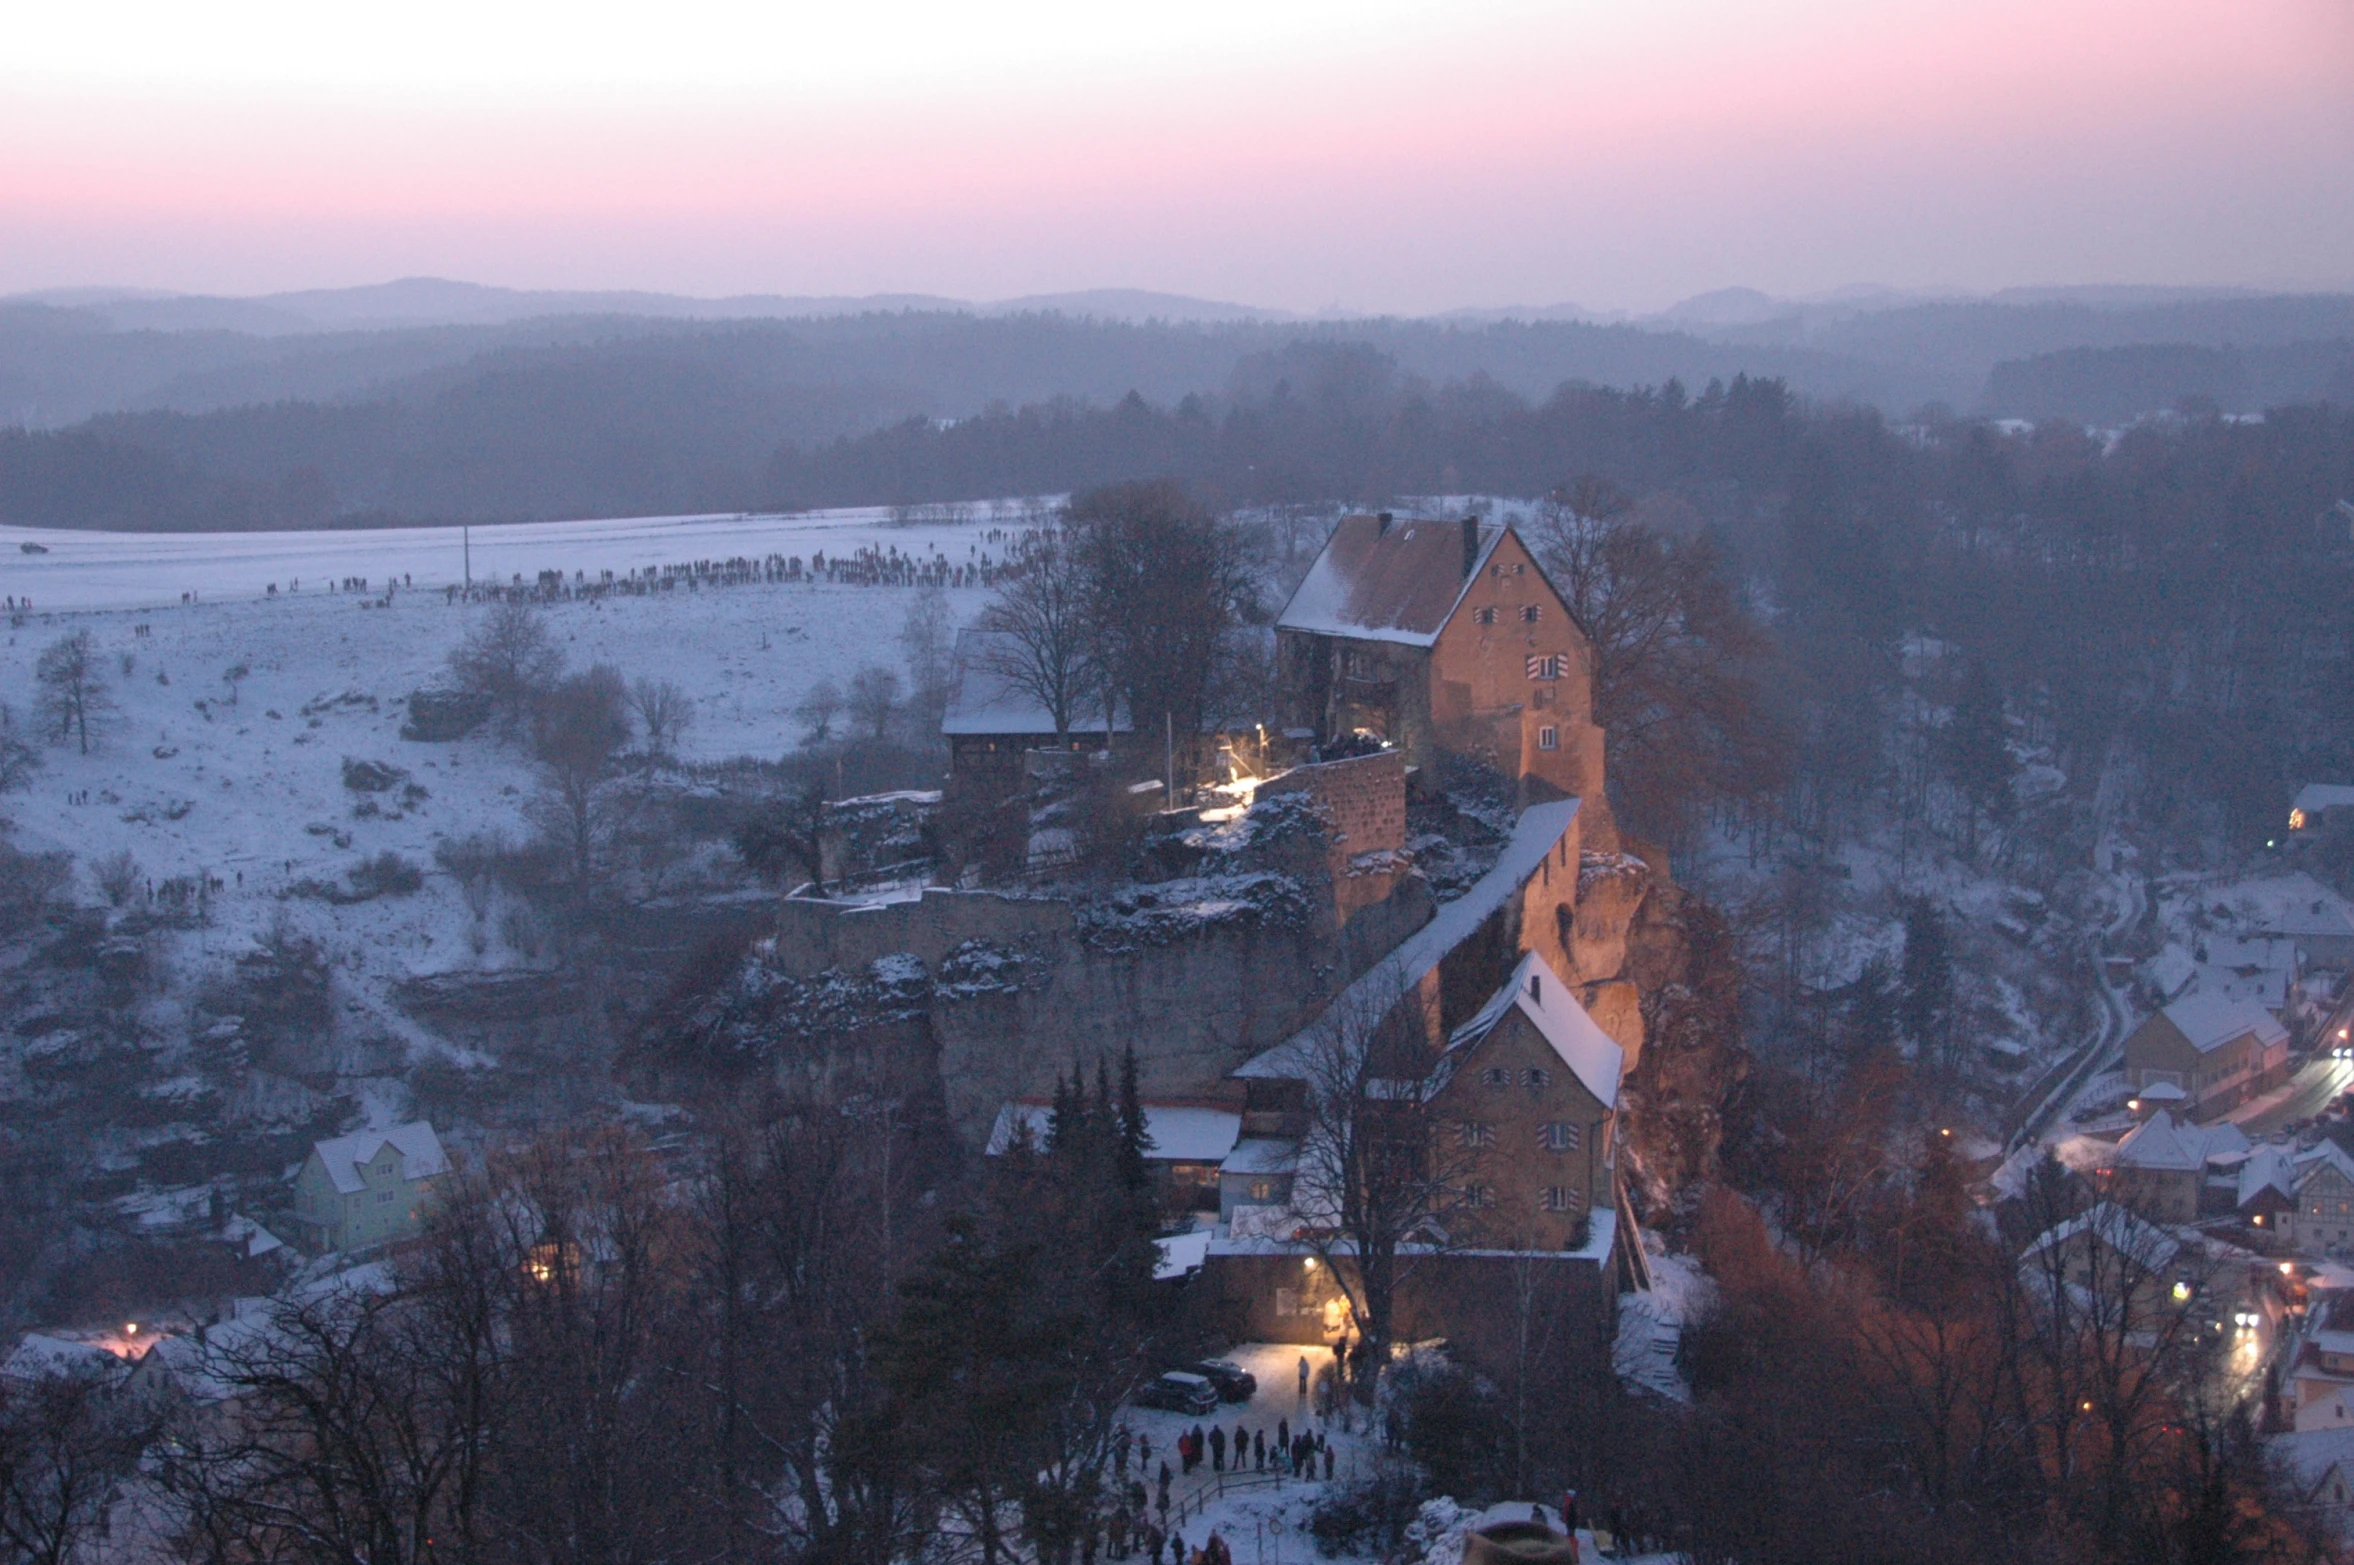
[1209,1424,1225,1472]
[1323,1444,1335,1481]
[1297,1354,1310,1401]
[1253,1430,1266,1470]
[1277,1418,1288,1455]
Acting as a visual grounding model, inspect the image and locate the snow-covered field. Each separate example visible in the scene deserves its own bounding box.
[0,522,989,1063]
[0,505,1045,613]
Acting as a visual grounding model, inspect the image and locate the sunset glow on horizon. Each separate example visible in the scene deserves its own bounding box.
[4,0,2349,312]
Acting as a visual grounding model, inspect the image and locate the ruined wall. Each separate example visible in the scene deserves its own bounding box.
[1255,750,1407,861]
[737,867,1433,1145]
[771,888,1075,973]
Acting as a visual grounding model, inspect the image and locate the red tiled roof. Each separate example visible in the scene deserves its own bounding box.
[1276,515,1502,646]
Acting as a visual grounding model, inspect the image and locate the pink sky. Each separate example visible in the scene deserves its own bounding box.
[4,0,2349,313]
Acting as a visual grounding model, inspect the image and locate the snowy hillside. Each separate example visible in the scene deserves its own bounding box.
[0,518,992,1071]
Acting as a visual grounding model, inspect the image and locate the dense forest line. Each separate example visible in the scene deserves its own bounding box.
[3,293,2354,531]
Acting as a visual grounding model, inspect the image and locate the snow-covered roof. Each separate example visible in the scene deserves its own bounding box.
[2158,993,2288,1055]
[2142,945,2197,1000]
[2107,1112,2249,1173]
[2294,784,2354,817]
[2240,1144,2298,1207]
[2226,872,2354,942]
[2019,1201,2183,1270]
[1153,1230,1212,1281]
[2271,1426,2354,1497]
[1234,798,1581,1081]
[983,1100,1241,1163]
[1275,515,1506,648]
[2,1333,131,1383]
[2203,935,2299,973]
[941,628,1127,737]
[2295,1142,2354,1196]
[220,1214,285,1259]
[1220,1138,1301,1176]
[2137,1081,2188,1102]
[308,1122,448,1196]
[1443,951,1624,1111]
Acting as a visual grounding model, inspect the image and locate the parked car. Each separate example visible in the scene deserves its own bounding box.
[1135,1371,1220,1416]
[1188,1359,1257,1402]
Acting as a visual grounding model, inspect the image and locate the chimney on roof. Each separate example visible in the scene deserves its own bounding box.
[1461,515,1480,578]
[1376,511,1393,534]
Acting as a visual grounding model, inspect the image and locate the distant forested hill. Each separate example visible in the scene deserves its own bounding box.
[1,295,2351,530]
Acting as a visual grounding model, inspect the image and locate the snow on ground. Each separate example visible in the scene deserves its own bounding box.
[0,505,1046,613]
[0,540,981,1059]
[1119,1343,1371,1563]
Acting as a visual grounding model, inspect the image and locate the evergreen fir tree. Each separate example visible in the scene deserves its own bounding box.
[1115,1044,1153,1193]
[1900,898,1957,1069]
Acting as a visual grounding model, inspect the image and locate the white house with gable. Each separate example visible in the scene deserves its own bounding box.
[291,1122,449,1253]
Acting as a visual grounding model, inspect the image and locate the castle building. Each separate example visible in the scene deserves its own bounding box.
[1275,514,1604,815]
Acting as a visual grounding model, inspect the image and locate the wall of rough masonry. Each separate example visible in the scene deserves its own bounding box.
[1255,749,1407,861]
[750,866,1433,1144]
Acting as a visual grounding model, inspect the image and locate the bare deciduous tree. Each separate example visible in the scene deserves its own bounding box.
[531,664,631,886]
[1287,966,1479,1400]
[1529,481,1785,843]
[899,582,957,736]
[0,1366,156,1565]
[974,526,1096,747]
[34,631,113,755]
[449,603,564,735]
[846,666,901,743]
[794,680,843,747]
[627,677,694,757]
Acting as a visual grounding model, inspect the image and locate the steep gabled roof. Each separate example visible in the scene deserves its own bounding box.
[2108,1112,2250,1173]
[2157,993,2288,1054]
[2020,1201,2182,1270]
[1233,799,1580,1082]
[1276,515,1506,647]
[1443,950,1624,1110]
[309,1122,448,1196]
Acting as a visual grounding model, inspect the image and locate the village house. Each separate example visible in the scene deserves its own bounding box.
[290,1122,449,1253]
[2119,993,2291,1117]
[2290,784,2354,841]
[1274,515,1606,821]
[2285,1145,2354,1254]
[2287,1292,2354,1431]
[2016,1203,2259,1338]
[2094,1112,2250,1224]
[1422,950,1626,1248]
[2271,1424,2354,1539]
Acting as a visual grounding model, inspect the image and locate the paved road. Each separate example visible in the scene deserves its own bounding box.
[2240,1056,2354,1136]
